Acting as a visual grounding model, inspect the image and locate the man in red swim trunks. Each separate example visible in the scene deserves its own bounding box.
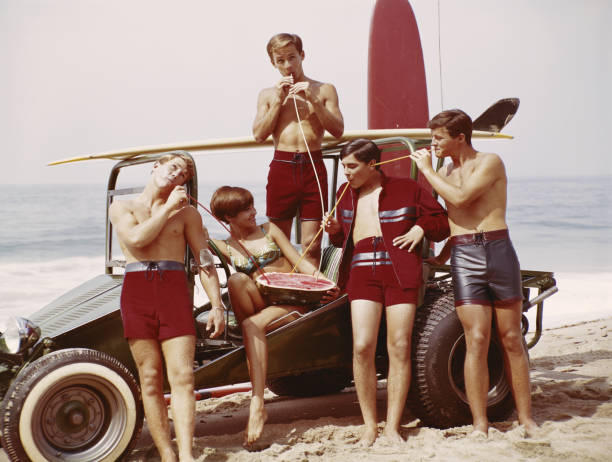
[253,32,344,266]
[324,139,449,446]
[410,109,538,437]
[109,152,225,462]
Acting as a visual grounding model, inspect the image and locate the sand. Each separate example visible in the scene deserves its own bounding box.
[126,316,612,462]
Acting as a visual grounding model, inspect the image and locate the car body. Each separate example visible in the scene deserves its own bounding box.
[0,131,557,461]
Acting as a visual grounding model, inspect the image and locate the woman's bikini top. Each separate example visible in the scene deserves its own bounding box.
[226,225,282,275]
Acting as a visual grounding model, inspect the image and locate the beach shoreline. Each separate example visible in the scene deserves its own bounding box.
[124,317,612,462]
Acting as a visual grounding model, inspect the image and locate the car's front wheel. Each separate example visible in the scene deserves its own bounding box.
[1,348,143,462]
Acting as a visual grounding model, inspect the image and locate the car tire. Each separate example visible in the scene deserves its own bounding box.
[1,348,143,462]
[267,368,352,397]
[408,283,515,428]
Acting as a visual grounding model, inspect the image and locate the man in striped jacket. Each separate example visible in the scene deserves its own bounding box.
[324,139,449,446]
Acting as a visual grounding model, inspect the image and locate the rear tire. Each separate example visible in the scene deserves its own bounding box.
[1,348,143,462]
[267,368,352,397]
[408,283,515,428]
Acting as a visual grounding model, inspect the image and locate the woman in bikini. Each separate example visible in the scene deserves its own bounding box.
[209,186,338,447]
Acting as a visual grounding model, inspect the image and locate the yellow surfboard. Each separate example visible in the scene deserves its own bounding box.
[48,129,512,166]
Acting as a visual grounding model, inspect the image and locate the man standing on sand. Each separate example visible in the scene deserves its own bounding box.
[410,109,538,437]
[110,152,225,462]
[324,139,449,446]
[253,32,344,266]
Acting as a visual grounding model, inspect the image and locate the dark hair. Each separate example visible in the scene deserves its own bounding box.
[428,109,473,146]
[210,186,254,224]
[266,33,303,62]
[339,138,381,169]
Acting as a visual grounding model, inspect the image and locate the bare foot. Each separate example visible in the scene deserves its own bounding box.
[521,418,540,438]
[358,425,378,447]
[243,397,268,448]
[468,429,488,441]
[472,420,489,436]
[381,428,405,445]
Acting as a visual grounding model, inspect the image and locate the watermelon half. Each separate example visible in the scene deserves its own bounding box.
[255,272,335,305]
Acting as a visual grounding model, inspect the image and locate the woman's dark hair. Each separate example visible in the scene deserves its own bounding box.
[210,186,254,223]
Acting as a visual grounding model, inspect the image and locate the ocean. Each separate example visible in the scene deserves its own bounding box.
[1,175,610,328]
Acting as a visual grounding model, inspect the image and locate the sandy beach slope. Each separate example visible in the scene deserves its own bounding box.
[126,317,612,462]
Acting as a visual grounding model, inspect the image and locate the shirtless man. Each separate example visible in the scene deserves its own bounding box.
[253,33,344,266]
[109,152,225,462]
[325,139,449,445]
[410,109,538,437]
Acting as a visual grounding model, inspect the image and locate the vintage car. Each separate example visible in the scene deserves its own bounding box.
[0,128,557,461]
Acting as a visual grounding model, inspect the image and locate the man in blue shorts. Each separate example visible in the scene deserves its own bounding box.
[410,109,538,437]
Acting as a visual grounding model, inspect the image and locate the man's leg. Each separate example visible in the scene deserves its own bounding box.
[161,335,196,462]
[494,301,538,434]
[129,339,177,462]
[300,219,323,267]
[351,299,383,446]
[456,304,493,434]
[241,305,306,446]
[383,303,416,442]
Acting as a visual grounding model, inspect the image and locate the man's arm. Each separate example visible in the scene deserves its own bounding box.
[184,208,225,338]
[289,82,344,138]
[426,239,451,266]
[411,150,504,208]
[414,185,451,242]
[253,76,294,143]
[109,186,186,248]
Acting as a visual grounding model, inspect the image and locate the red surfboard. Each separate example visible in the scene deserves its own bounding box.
[368,0,430,186]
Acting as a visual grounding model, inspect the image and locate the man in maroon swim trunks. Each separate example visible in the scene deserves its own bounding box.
[410,109,538,437]
[109,152,225,462]
[253,33,344,266]
[324,139,449,446]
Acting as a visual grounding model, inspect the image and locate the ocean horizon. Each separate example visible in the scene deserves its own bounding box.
[1,175,610,329]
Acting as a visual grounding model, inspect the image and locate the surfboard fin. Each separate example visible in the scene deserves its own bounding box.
[472,98,520,133]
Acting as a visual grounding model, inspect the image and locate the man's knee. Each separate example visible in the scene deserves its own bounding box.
[138,366,164,396]
[387,337,411,362]
[353,338,376,361]
[167,365,194,390]
[499,328,525,355]
[464,329,490,355]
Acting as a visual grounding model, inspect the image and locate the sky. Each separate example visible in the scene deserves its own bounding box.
[1,0,611,186]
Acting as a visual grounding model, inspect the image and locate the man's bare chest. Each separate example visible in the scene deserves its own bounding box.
[133,206,185,239]
[354,189,382,222]
[279,96,315,122]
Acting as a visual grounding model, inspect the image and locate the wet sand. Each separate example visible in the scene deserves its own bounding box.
[126,317,612,462]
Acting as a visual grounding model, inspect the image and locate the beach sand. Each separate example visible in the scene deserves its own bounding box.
[125,316,612,462]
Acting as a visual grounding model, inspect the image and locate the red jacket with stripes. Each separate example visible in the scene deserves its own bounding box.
[330,174,450,290]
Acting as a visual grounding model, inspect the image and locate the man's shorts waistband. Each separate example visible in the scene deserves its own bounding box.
[450,229,509,246]
[125,260,185,273]
[273,150,323,162]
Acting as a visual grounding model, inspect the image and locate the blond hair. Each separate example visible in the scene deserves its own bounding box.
[157,151,195,183]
